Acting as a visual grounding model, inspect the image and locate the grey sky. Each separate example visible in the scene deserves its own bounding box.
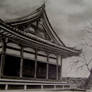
[46,0,92,47]
[46,0,92,78]
[0,0,92,77]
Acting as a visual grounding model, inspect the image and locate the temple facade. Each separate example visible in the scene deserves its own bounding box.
[0,4,81,91]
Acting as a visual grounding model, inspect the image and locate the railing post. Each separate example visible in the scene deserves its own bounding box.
[24,85,27,91]
[41,85,44,90]
[54,85,57,90]
[5,84,8,90]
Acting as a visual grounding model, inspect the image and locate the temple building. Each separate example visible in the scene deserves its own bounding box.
[0,3,81,91]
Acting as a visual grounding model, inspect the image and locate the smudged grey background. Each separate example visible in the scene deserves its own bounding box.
[0,0,92,78]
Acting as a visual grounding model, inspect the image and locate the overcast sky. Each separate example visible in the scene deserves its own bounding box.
[46,0,92,78]
[0,0,92,77]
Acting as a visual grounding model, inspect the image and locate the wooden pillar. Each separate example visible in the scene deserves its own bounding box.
[60,56,62,80]
[34,49,37,78]
[56,56,59,80]
[41,85,44,90]
[20,46,24,78]
[46,54,49,80]
[0,38,6,78]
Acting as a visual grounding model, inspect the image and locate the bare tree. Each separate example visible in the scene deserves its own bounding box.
[70,23,92,90]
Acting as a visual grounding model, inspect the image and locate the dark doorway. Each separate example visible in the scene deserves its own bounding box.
[4,55,20,77]
[23,59,35,78]
[37,62,46,79]
[48,64,56,80]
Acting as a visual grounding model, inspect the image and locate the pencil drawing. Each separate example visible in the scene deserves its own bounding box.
[0,0,92,92]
